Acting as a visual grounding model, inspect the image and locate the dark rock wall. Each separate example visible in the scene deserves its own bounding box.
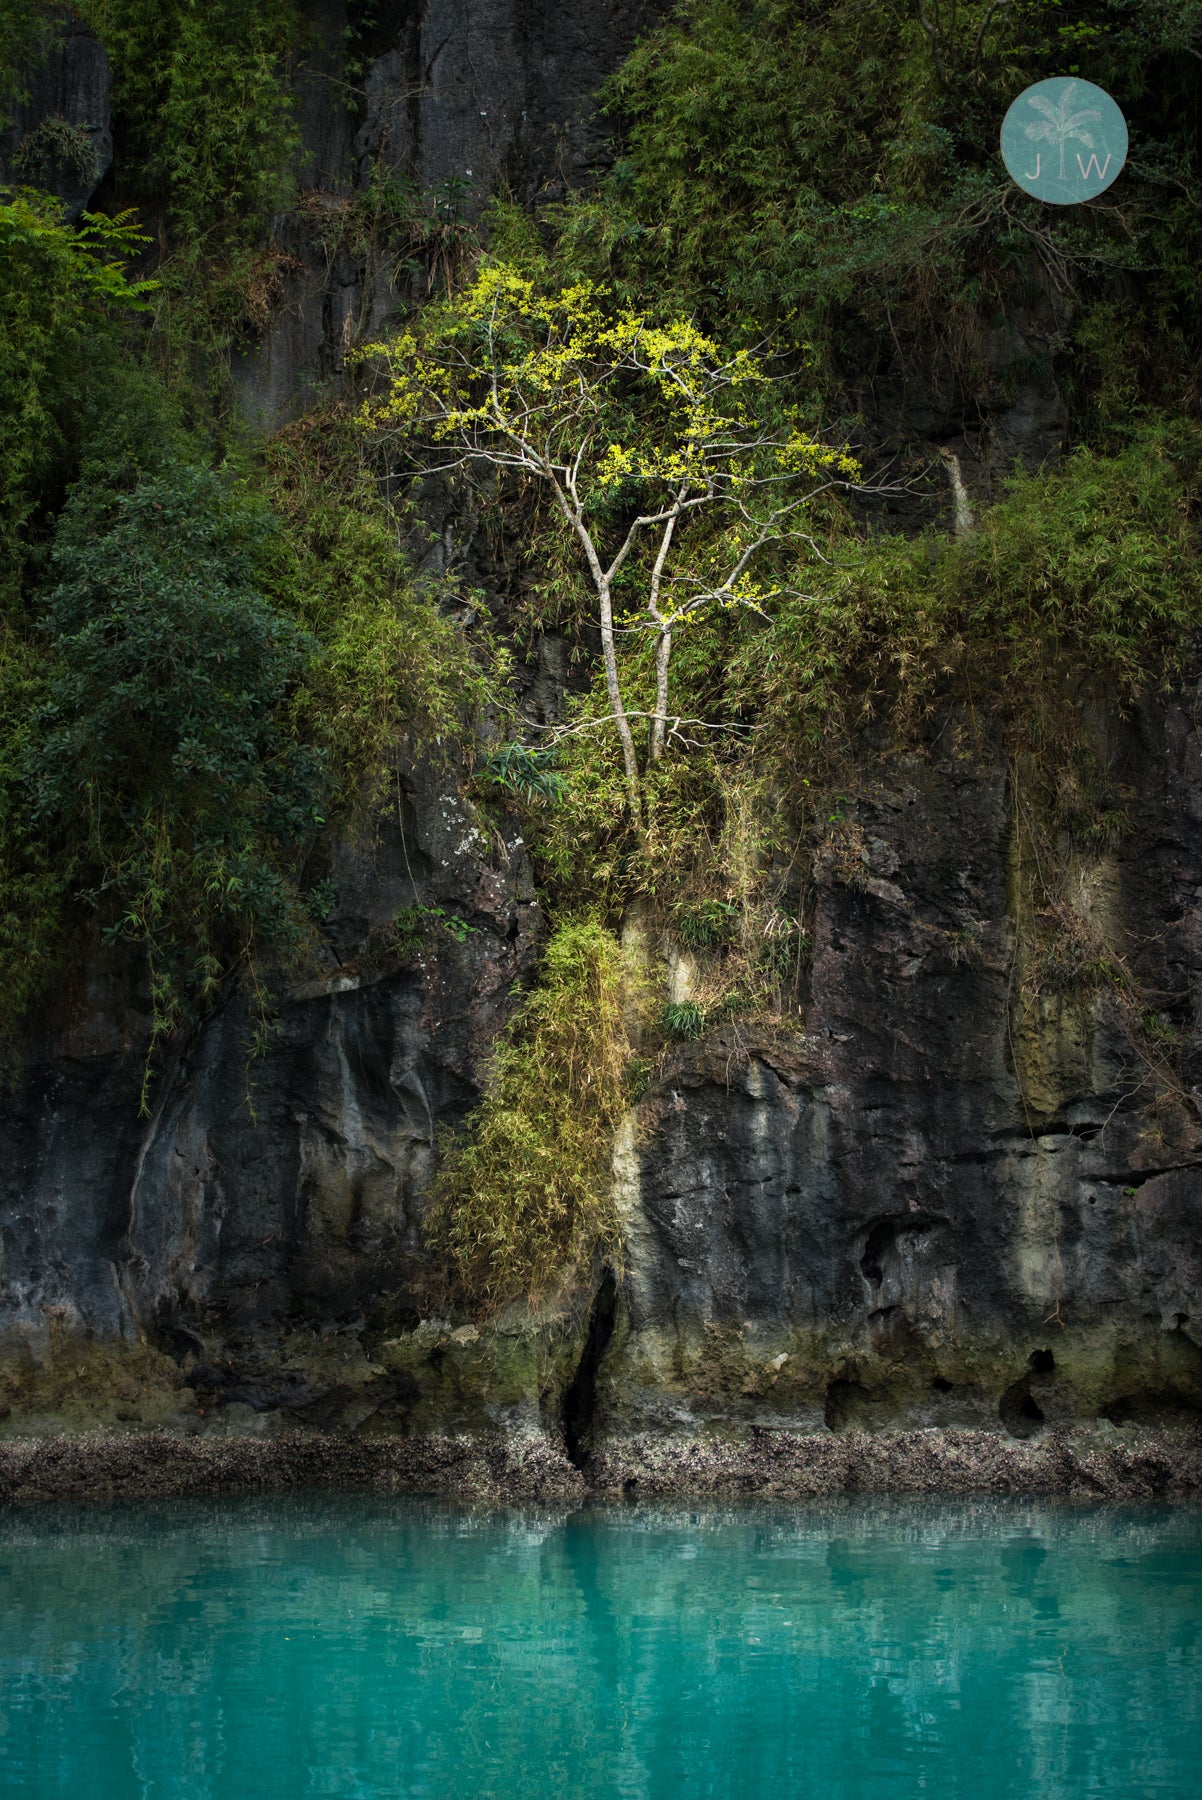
[607,704,1202,1440]
[0,3,1198,1449]
[356,0,668,197]
[1,763,538,1354]
[234,0,671,427]
[1,15,113,219]
[8,695,1199,1442]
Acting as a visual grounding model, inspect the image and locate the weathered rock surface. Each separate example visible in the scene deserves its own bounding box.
[1,16,113,220]
[1,1423,1197,1508]
[0,1426,586,1506]
[3,703,1201,1479]
[0,757,539,1380]
[353,0,671,201]
[599,704,1202,1451]
[0,2,1198,1493]
[234,0,672,427]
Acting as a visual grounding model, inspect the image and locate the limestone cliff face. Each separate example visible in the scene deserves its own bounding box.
[234,0,672,428]
[607,705,1202,1445]
[0,3,1198,1456]
[5,699,1200,1446]
[0,757,536,1333]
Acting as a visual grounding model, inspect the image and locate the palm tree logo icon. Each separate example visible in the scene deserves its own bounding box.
[1023,80,1101,179]
[1000,77,1127,204]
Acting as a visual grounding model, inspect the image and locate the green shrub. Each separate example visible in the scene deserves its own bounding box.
[0,0,54,130]
[21,458,323,1077]
[0,631,67,1049]
[11,114,99,187]
[524,430,1198,946]
[675,897,738,949]
[732,431,1201,761]
[0,190,154,603]
[74,0,302,251]
[551,0,1202,426]
[262,413,508,806]
[424,918,644,1310]
[66,0,305,375]
[477,743,565,807]
[660,1000,705,1041]
[0,362,507,1065]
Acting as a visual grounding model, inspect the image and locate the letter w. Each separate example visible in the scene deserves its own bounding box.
[1076,153,1112,182]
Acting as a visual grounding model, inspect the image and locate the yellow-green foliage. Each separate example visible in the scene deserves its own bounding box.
[359,262,856,813]
[425,918,642,1311]
[361,261,852,487]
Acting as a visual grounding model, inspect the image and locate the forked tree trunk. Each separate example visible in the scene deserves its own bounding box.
[597,577,642,822]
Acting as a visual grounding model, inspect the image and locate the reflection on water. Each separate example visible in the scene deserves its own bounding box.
[1,1494,1199,1798]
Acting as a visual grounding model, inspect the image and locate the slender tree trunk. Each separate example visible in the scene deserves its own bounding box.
[597,578,642,821]
[647,502,680,765]
[553,480,643,823]
[651,625,672,763]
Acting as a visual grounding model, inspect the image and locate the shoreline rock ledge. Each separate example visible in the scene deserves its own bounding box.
[1,1424,1198,1508]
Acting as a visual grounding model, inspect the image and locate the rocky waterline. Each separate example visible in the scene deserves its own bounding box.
[1,1424,1199,1507]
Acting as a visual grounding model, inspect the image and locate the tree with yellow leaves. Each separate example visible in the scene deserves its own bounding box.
[361,264,859,821]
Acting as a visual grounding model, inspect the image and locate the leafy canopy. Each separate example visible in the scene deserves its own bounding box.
[361,264,857,812]
[363,263,852,501]
[21,459,324,1082]
[0,190,154,598]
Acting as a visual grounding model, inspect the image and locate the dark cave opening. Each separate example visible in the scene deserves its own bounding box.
[562,1271,618,1470]
[999,1377,1046,1438]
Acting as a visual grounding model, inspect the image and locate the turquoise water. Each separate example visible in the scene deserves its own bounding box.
[1,1496,1199,1798]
